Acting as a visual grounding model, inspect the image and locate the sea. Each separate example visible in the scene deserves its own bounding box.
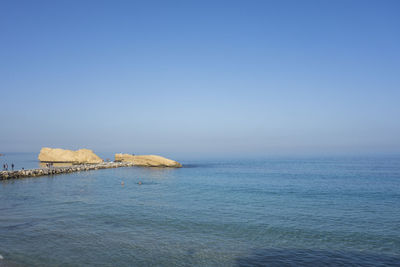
[0,153,399,266]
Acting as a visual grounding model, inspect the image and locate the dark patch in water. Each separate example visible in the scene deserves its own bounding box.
[3,221,37,231]
[236,249,400,266]
[0,259,24,267]
[182,164,204,168]
[183,163,222,168]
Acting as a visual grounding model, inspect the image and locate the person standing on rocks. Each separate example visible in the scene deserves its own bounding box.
[11,163,14,171]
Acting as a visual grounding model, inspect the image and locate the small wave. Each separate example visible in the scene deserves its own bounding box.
[0,254,3,260]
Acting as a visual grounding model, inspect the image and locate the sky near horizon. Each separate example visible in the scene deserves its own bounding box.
[1,0,399,158]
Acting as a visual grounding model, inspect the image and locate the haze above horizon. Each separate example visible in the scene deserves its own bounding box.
[1,0,399,158]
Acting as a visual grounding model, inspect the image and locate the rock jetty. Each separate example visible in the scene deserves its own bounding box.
[115,154,182,168]
[0,162,134,180]
[38,147,103,164]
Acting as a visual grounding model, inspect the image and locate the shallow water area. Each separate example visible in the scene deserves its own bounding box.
[1,155,400,266]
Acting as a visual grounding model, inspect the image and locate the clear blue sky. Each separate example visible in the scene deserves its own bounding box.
[1,0,399,158]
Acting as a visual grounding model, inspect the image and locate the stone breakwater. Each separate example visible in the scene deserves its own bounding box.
[0,162,134,180]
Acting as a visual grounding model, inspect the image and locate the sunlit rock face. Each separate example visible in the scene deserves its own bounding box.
[38,147,103,164]
[115,154,182,168]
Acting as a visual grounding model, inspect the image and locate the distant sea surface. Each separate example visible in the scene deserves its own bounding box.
[1,153,400,266]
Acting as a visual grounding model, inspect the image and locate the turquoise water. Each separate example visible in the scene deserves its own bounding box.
[1,154,400,266]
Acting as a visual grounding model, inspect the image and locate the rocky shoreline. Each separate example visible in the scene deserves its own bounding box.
[37,147,182,168]
[0,162,134,180]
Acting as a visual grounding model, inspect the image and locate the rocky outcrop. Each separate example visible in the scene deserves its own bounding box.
[38,147,103,164]
[115,154,182,168]
[0,162,134,180]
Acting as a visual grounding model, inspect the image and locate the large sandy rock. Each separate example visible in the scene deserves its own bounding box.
[115,153,182,168]
[38,147,103,164]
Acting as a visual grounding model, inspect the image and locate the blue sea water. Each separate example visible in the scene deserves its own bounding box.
[0,154,400,266]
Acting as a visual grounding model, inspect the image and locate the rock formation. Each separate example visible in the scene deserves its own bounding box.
[38,147,103,164]
[1,162,134,180]
[115,154,182,168]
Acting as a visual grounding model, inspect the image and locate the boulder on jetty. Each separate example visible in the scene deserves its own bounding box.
[115,154,182,168]
[38,147,103,164]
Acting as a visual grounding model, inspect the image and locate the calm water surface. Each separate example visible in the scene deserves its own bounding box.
[1,154,400,266]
